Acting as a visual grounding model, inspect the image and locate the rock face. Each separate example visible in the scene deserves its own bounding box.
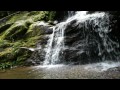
[1,11,120,68]
[108,11,120,42]
[0,11,57,68]
[25,34,52,66]
[62,11,120,64]
[63,20,102,64]
[28,11,120,65]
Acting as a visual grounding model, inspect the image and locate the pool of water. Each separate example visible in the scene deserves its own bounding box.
[0,61,120,79]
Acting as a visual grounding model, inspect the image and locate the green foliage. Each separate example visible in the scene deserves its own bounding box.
[0,62,13,70]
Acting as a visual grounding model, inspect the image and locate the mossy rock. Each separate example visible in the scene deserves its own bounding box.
[3,23,28,41]
[14,48,33,65]
[0,48,13,63]
[0,40,12,48]
[48,11,56,21]
[25,21,53,38]
[0,23,13,34]
[0,47,33,64]
[0,11,58,69]
[33,11,56,22]
[25,23,42,37]
[6,11,29,24]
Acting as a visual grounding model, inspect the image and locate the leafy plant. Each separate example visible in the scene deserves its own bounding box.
[0,62,13,70]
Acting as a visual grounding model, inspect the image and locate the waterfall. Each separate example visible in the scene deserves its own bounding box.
[44,23,66,65]
[43,11,120,65]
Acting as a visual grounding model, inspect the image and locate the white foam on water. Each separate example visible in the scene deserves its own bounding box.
[85,61,120,72]
[34,64,65,69]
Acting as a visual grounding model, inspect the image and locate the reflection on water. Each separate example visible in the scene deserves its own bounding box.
[0,61,120,79]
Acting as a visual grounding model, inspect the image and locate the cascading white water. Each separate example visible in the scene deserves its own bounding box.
[44,11,120,65]
[44,23,66,65]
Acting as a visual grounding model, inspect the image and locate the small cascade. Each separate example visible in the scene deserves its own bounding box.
[44,23,66,65]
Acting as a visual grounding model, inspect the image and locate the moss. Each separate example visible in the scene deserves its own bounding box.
[0,23,13,34]
[0,40,12,48]
[6,11,52,24]
[0,11,56,28]
[24,19,33,28]
[16,49,32,65]
[0,48,13,63]
[0,46,32,67]
[3,22,28,41]
[33,11,48,22]
[6,11,29,24]
[27,11,41,16]
[25,22,42,37]
[23,36,41,47]
[0,48,12,56]
[0,36,41,67]
[48,11,56,21]
[0,11,57,69]
[33,11,56,22]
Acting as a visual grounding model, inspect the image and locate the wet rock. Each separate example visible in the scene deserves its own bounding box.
[24,59,36,66]
[26,23,53,38]
[48,20,58,25]
[108,11,120,43]
[25,50,46,66]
